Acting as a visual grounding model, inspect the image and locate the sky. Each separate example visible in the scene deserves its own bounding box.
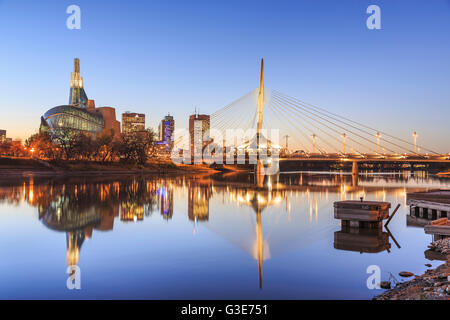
[0,0,449,151]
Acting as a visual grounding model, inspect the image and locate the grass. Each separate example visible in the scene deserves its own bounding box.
[0,156,216,174]
[0,157,49,168]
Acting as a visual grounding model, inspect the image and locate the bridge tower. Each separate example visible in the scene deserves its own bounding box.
[256,59,265,142]
[255,59,265,179]
[254,59,279,185]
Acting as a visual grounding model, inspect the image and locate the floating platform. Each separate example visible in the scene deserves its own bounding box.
[424,218,450,240]
[334,200,391,228]
[407,190,450,221]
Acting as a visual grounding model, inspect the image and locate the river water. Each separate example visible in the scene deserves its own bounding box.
[0,171,448,299]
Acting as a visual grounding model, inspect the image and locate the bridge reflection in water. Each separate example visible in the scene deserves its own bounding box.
[1,171,450,290]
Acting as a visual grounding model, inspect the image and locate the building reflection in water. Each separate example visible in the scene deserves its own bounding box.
[1,171,450,287]
[188,185,211,222]
[156,183,174,220]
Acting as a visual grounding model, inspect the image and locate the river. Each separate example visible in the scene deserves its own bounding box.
[0,171,448,299]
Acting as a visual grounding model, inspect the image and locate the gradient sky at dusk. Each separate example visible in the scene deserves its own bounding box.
[0,0,449,151]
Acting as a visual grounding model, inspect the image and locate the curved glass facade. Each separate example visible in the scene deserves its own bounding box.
[41,105,105,133]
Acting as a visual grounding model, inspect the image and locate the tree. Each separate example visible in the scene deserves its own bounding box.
[73,132,96,160]
[119,129,155,165]
[9,140,25,157]
[0,142,11,156]
[49,128,79,160]
[25,132,56,159]
[94,130,115,162]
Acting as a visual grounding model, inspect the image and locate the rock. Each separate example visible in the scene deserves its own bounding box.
[380,281,391,289]
[425,264,432,267]
[399,271,415,277]
[374,259,449,300]
[429,238,450,255]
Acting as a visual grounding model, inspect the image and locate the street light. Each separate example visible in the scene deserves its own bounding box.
[413,132,418,154]
[376,132,381,153]
[342,133,347,154]
[312,134,316,153]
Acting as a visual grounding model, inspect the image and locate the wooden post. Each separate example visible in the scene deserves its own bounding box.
[385,204,401,228]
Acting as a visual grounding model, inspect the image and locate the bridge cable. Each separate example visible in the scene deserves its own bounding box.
[273,90,438,154]
[266,99,311,152]
[272,95,378,153]
[273,91,415,154]
[270,97,339,153]
[273,94,393,154]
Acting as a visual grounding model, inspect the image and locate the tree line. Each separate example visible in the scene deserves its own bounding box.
[0,128,157,165]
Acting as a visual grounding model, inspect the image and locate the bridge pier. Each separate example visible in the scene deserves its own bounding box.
[352,161,358,176]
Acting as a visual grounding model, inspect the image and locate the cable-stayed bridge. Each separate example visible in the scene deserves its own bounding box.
[205,59,450,174]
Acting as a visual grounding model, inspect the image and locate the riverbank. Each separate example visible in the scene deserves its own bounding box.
[0,157,219,176]
[375,238,449,300]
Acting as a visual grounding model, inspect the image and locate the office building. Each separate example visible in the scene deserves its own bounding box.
[189,113,210,157]
[122,112,145,134]
[156,114,175,153]
[0,130,6,143]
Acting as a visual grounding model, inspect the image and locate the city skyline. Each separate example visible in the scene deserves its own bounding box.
[0,0,449,152]
[1,0,450,304]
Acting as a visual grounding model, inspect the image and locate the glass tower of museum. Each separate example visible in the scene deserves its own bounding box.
[40,59,108,135]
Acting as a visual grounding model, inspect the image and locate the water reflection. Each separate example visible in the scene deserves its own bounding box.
[334,227,391,253]
[1,171,450,296]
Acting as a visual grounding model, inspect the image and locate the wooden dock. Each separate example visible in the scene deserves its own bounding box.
[407,190,450,221]
[334,200,391,228]
[424,218,450,240]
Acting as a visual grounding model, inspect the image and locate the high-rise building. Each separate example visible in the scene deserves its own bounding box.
[0,130,6,143]
[157,114,175,152]
[189,113,210,157]
[122,112,145,134]
[40,59,121,138]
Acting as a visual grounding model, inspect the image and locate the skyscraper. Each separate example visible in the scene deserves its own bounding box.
[189,113,210,158]
[122,112,146,134]
[158,114,175,152]
[0,130,6,143]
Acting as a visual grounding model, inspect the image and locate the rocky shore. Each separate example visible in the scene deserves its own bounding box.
[375,238,449,300]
